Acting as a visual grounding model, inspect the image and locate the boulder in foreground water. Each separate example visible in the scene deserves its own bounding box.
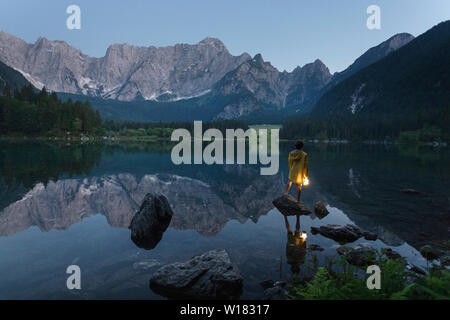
[272,195,311,216]
[129,193,173,250]
[149,249,243,299]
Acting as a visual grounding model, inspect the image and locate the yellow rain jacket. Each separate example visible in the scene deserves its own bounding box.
[288,150,308,185]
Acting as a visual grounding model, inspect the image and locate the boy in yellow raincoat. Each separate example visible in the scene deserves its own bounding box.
[285,140,308,203]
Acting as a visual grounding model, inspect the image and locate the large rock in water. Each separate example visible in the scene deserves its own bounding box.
[272,195,311,216]
[129,193,173,249]
[311,224,377,244]
[311,224,363,244]
[149,249,243,299]
[336,243,377,267]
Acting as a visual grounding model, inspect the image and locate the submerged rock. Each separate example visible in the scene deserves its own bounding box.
[259,279,275,290]
[149,249,243,299]
[311,224,363,244]
[132,259,161,270]
[406,263,426,275]
[420,245,441,261]
[263,281,289,300]
[336,243,377,267]
[381,248,402,260]
[314,201,329,219]
[363,231,378,241]
[272,195,311,216]
[129,193,173,250]
[307,244,325,252]
[440,255,450,267]
[401,189,421,195]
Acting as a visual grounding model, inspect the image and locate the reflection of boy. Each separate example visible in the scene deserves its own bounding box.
[284,215,306,275]
[285,140,308,203]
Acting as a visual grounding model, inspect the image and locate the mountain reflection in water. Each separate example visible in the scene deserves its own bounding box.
[0,172,284,237]
[0,141,448,299]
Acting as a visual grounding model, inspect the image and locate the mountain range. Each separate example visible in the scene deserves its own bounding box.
[312,21,449,116]
[1,22,447,122]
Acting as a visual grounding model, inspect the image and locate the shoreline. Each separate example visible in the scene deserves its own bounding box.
[0,135,447,147]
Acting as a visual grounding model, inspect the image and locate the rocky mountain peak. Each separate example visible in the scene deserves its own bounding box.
[199,37,227,50]
[252,53,264,65]
[383,33,415,52]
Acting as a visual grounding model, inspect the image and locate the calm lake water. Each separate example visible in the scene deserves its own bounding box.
[0,140,448,299]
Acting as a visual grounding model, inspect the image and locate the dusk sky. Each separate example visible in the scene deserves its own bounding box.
[1,0,449,73]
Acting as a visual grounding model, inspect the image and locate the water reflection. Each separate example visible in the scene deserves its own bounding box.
[0,172,285,237]
[284,215,307,275]
[0,141,447,299]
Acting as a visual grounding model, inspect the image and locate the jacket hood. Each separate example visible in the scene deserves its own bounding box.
[289,150,306,160]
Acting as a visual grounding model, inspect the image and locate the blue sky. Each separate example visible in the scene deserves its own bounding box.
[0,0,448,73]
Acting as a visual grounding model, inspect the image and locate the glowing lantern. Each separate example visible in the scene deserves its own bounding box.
[303,177,310,186]
[300,232,307,241]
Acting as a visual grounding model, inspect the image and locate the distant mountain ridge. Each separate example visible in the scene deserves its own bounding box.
[311,21,450,116]
[0,32,251,102]
[321,33,414,95]
[0,29,419,121]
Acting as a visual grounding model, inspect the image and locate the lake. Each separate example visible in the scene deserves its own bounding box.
[0,140,448,299]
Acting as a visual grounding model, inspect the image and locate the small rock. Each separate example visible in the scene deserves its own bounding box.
[259,279,274,290]
[401,189,421,195]
[336,243,377,267]
[420,245,441,261]
[129,193,173,250]
[382,248,402,260]
[263,286,288,300]
[440,255,450,267]
[263,281,289,300]
[311,224,363,244]
[363,231,378,241]
[314,201,329,219]
[272,195,312,216]
[132,259,161,270]
[149,249,243,299]
[406,263,426,275]
[307,244,325,252]
[274,281,287,288]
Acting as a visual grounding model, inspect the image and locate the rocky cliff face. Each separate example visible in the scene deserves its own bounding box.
[0,32,250,101]
[285,59,332,109]
[213,55,332,118]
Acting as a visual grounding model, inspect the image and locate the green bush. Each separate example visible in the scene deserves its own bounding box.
[289,253,449,300]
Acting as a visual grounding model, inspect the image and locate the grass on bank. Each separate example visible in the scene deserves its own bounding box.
[289,250,449,300]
